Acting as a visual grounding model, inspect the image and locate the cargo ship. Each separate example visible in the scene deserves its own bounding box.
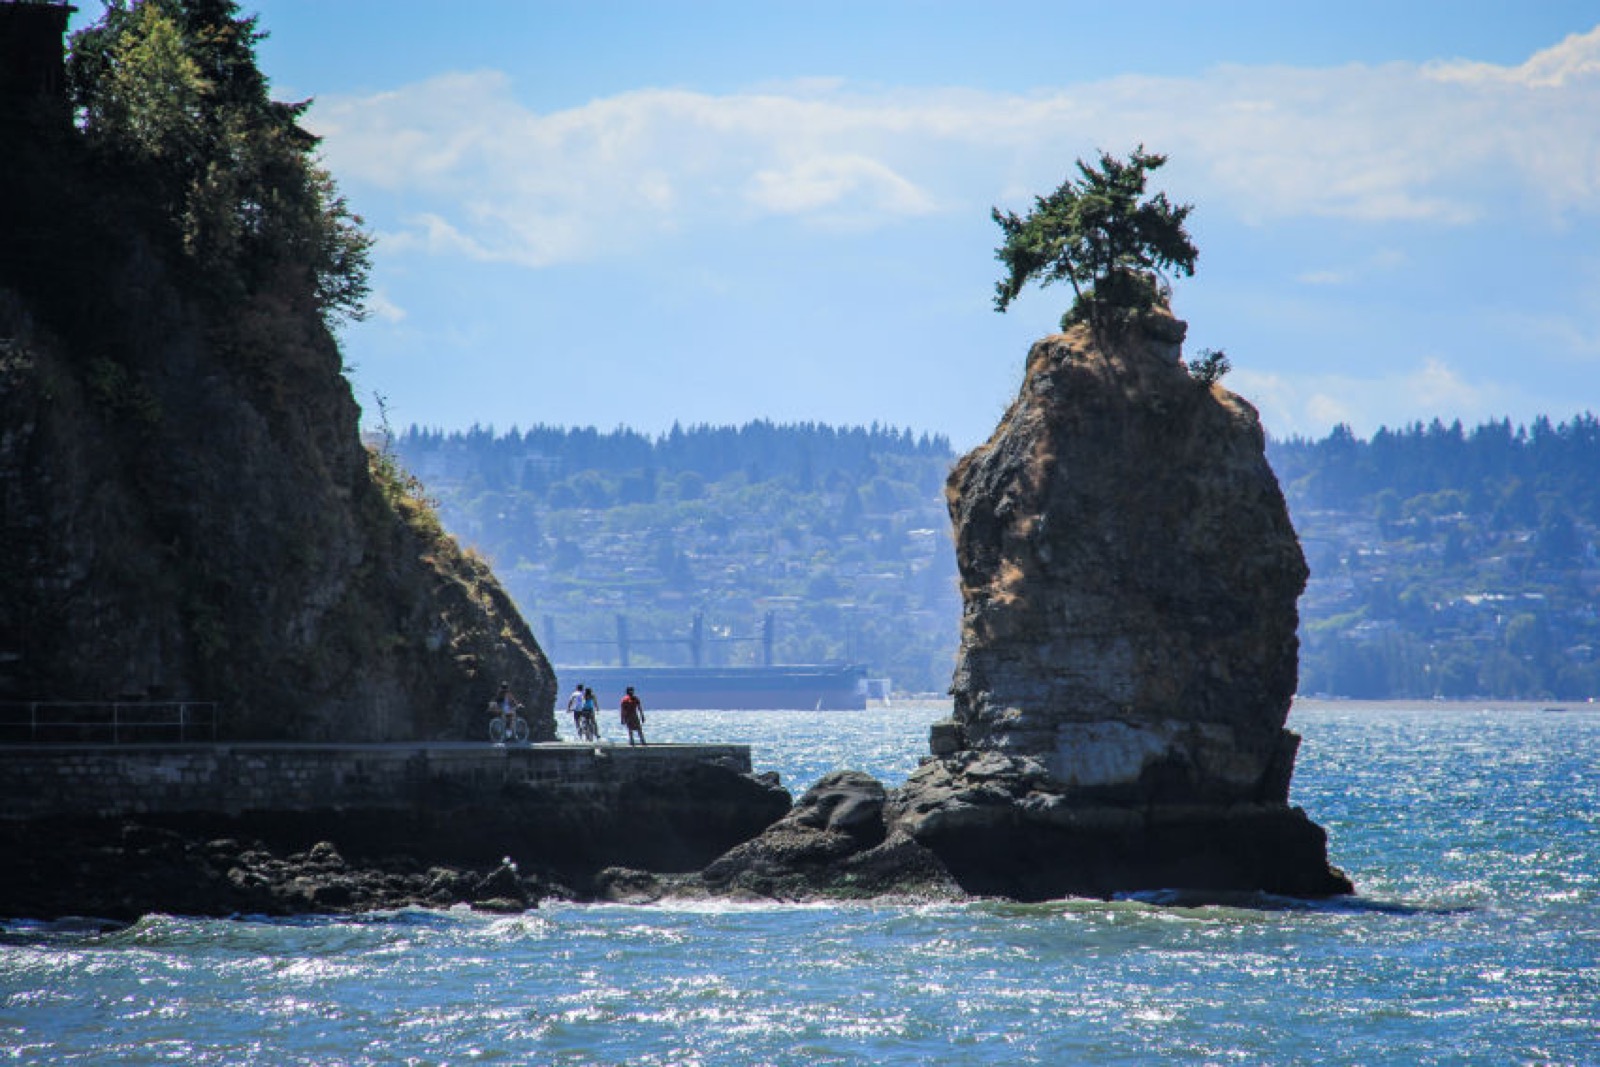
[553,664,868,711]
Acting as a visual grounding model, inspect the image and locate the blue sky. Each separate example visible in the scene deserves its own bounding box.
[76,2,1600,449]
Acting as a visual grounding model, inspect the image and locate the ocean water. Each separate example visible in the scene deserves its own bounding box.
[3,702,1597,1065]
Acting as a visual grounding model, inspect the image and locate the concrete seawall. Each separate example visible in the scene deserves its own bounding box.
[0,742,753,820]
[0,741,790,909]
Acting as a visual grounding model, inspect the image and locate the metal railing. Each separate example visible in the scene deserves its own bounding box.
[0,701,220,744]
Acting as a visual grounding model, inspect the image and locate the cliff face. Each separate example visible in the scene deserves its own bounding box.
[700,314,1350,902]
[945,314,1305,804]
[0,127,554,741]
[899,312,1347,897]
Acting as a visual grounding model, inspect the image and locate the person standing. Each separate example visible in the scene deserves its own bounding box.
[565,682,586,739]
[620,686,646,746]
[581,687,601,741]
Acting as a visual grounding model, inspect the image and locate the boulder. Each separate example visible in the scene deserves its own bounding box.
[472,861,530,906]
[697,771,961,901]
[593,867,666,905]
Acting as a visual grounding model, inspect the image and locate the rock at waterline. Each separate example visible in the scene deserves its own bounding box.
[692,313,1350,903]
[697,771,963,901]
[916,310,1349,898]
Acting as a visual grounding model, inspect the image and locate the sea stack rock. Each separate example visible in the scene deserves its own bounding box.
[897,311,1350,899]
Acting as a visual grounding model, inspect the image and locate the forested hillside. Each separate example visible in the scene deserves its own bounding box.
[395,423,961,692]
[396,415,1600,700]
[1270,415,1600,700]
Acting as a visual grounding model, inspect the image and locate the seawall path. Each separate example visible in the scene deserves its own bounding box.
[0,742,791,920]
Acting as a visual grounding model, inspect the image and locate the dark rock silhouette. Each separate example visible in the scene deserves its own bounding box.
[0,756,792,919]
[0,62,553,742]
[690,313,1350,902]
[696,771,961,901]
[912,312,1349,899]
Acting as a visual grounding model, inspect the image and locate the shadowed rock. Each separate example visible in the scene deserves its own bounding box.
[691,314,1350,903]
[904,312,1349,899]
[696,771,961,901]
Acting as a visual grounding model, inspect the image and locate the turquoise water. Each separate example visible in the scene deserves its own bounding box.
[3,703,1598,1065]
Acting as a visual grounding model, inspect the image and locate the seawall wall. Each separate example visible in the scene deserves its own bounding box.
[0,742,753,819]
[0,742,792,917]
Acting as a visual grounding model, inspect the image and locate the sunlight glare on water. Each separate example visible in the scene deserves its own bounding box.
[3,703,1597,1065]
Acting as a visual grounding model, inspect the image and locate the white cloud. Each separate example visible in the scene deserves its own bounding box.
[748,154,938,219]
[364,290,407,324]
[309,26,1600,268]
[1295,247,1409,287]
[1234,358,1525,439]
[1427,25,1600,88]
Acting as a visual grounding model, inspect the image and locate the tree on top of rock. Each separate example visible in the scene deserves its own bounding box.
[991,146,1197,332]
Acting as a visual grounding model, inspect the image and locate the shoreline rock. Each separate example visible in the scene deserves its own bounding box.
[0,819,566,921]
[676,315,1350,906]
[0,757,792,922]
[915,312,1350,898]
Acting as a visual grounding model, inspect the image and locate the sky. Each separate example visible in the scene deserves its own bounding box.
[72,2,1600,450]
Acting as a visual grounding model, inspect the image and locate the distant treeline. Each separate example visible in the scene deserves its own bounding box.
[1270,413,1599,701]
[1269,414,1600,526]
[398,415,1599,701]
[400,421,953,484]
[395,420,962,692]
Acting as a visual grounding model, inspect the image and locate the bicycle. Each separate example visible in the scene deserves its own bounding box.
[487,701,530,744]
[577,708,600,743]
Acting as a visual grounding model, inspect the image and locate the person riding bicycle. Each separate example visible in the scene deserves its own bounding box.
[565,682,586,739]
[580,687,600,742]
[493,682,521,733]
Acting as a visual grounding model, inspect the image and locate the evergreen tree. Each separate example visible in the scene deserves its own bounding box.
[992,146,1197,330]
[68,0,371,326]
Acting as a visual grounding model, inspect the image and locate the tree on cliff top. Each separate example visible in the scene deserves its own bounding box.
[67,0,371,326]
[992,146,1197,332]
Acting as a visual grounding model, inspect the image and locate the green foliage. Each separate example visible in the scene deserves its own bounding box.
[1273,414,1600,699]
[86,356,163,427]
[395,422,961,693]
[67,0,371,326]
[1186,347,1230,385]
[992,146,1197,331]
[368,441,447,546]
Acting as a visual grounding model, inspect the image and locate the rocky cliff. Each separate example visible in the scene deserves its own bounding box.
[0,102,554,741]
[905,311,1347,898]
[945,312,1305,802]
[691,313,1350,902]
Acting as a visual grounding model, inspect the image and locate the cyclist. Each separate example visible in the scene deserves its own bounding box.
[580,687,600,742]
[565,682,586,739]
[491,682,521,740]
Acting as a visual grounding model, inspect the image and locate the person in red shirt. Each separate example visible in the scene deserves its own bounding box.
[620,686,646,746]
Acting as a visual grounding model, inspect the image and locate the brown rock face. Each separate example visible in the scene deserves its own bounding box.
[0,115,555,741]
[685,315,1348,904]
[902,313,1349,898]
[947,314,1304,804]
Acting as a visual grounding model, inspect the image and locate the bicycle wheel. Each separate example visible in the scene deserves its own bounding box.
[512,716,529,743]
[488,717,507,743]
